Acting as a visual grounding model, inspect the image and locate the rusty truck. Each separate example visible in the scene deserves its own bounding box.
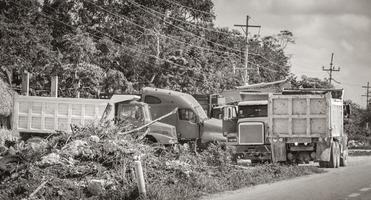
[141,87,226,143]
[12,94,177,144]
[222,89,349,168]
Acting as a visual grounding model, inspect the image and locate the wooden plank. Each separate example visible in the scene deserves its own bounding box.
[27,101,32,130]
[268,94,273,136]
[51,76,58,97]
[306,98,311,136]
[21,72,30,96]
[271,115,326,119]
[41,102,45,129]
[288,97,292,136]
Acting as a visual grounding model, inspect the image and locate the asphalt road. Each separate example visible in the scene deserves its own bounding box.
[202,156,371,200]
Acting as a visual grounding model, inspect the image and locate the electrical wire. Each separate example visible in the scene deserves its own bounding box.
[128,0,232,36]
[87,1,287,69]
[85,1,242,57]
[162,0,216,17]
[11,1,188,70]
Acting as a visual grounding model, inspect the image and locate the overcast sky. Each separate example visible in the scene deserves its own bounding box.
[213,0,371,107]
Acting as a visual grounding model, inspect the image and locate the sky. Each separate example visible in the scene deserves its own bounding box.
[213,0,371,107]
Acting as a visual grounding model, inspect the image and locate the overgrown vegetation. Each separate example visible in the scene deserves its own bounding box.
[0,123,323,200]
[0,0,295,96]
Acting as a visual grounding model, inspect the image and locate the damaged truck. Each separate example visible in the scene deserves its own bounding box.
[12,94,177,144]
[141,87,226,144]
[222,89,349,168]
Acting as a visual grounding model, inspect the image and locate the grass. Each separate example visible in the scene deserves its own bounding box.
[143,144,324,200]
[145,164,323,200]
[0,125,324,200]
[349,150,371,157]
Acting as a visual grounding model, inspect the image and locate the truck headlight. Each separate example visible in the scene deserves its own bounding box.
[272,138,278,143]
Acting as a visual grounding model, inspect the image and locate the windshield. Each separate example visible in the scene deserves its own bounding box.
[238,105,268,118]
[194,105,208,121]
[117,103,145,123]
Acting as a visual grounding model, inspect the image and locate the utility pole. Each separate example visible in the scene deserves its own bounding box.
[322,53,340,85]
[234,15,261,86]
[362,82,371,131]
[362,82,371,111]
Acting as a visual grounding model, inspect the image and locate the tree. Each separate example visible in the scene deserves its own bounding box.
[290,75,333,89]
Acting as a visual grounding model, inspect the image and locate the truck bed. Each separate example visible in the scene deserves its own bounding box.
[268,93,343,138]
[13,95,108,134]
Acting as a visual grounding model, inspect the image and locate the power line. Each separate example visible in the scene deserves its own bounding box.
[87,1,288,71]
[127,0,246,55]
[11,1,188,71]
[85,1,242,57]
[163,0,216,17]
[322,53,340,85]
[128,0,232,36]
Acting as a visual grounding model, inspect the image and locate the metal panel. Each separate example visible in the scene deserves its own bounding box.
[13,95,109,134]
[270,94,329,137]
[238,122,264,144]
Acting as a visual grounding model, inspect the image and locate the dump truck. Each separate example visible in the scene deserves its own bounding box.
[223,89,349,168]
[12,94,177,144]
[141,87,226,143]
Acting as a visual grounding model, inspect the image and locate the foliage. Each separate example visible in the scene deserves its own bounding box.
[344,100,370,140]
[0,123,323,200]
[290,75,333,89]
[0,0,293,97]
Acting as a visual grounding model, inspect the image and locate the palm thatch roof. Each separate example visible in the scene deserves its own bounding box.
[0,78,13,117]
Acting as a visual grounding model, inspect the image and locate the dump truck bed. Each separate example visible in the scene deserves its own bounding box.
[12,95,109,134]
[268,93,343,138]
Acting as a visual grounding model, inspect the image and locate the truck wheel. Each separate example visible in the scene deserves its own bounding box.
[319,161,328,168]
[335,143,341,168]
[144,135,157,144]
[329,142,336,168]
[340,148,348,167]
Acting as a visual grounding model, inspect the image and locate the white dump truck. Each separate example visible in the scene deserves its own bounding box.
[12,94,177,144]
[223,89,349,168]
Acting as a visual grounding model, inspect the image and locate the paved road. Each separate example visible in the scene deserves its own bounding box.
[202,156,371,200]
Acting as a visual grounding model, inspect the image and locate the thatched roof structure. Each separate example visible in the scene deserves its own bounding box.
[0,78,13,117]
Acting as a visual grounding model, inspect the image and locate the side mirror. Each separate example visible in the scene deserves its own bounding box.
[344,104,351,118]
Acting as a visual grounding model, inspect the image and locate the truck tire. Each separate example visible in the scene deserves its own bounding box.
[335,143,341,168]
[329,142,340,168]
[340,148,348,167]
[319,161,329,168]
[329,142,336,168]
[144,135,157,144]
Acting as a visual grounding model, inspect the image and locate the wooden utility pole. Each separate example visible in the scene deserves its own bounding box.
[322,53,340,85]
[21,71,30,96]
[234,15,261,86]
[362,82,371,111]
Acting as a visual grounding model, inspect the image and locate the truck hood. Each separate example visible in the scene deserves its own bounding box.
[149,122,177,138]
[201,118,226,142]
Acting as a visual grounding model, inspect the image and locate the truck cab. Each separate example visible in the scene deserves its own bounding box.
[223,93,271,162]
[142,87,225,143]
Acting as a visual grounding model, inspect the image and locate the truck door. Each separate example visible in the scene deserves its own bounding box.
[222,105,238,135]
[177,108,199,139]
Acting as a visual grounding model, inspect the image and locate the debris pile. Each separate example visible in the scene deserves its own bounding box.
[0,123,323,200]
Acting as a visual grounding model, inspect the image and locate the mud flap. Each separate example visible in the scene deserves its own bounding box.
[316,141,331,162]
[271,142,286,162]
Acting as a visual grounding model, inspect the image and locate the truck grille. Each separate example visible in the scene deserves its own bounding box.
[238,122,264,144]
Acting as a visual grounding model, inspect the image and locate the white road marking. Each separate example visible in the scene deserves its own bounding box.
[348,193,360,198]
[359,187,371,192]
